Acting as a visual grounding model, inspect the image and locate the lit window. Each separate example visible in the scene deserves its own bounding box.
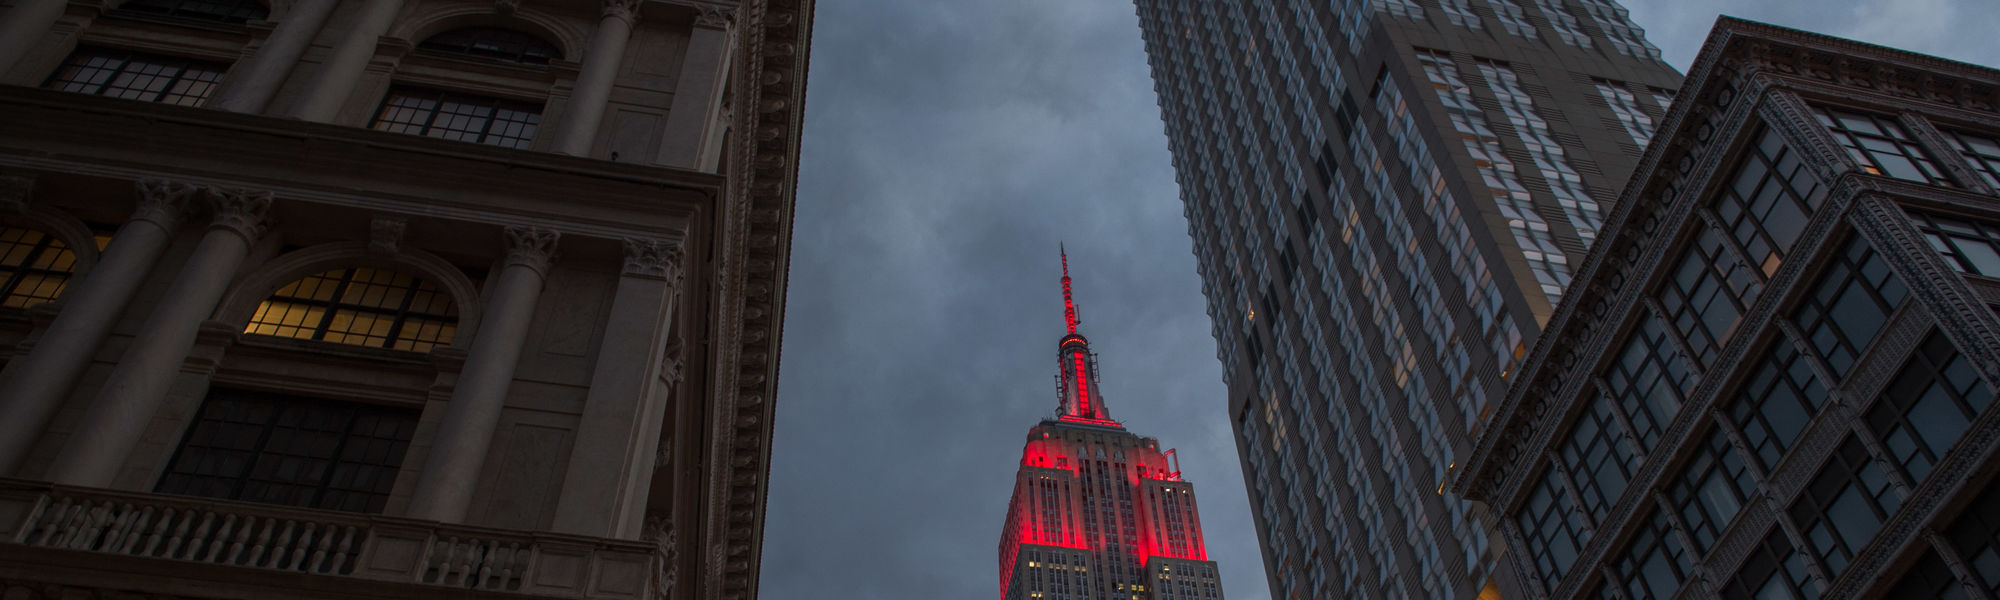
[44,48,227,106]
[1813,106,1952,185]
[245,267,459,352]
[0,226,78,308]
[370,87,542,150]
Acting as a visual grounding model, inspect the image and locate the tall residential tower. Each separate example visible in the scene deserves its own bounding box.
[1130,1,1678,598]
[997,254,1224,600]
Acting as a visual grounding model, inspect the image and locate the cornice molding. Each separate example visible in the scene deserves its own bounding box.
[698,0,811,597]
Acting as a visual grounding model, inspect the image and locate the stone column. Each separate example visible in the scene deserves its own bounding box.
[551,0,640,156]
[47,188,271,488]
[0,0,69,76]
[0,180,195,476]
[213,0,339,114]
[551,238,681,538]
[654,7,733,169]
[405,226,557,523]
[285,0,403,123]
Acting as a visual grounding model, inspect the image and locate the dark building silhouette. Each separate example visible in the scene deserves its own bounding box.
[1458,18,2000,600]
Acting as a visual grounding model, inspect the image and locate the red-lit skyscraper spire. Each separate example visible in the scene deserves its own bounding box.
[1056,249,1109,424]
[997,254,1223,600]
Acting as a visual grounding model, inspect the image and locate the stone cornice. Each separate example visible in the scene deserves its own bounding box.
[1456,18,2000,503]
[0,86,713,241]
[697,0,810,598]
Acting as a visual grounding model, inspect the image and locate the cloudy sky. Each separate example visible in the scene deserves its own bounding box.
[759,1,2000,599]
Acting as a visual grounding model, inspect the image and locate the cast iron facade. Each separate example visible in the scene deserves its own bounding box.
[1129,1,1678,598]
[1459,18,2000,600]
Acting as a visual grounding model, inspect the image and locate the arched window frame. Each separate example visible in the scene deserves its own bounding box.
[214,242,484,353]
[0,207,105,310]
[364,9,582,151]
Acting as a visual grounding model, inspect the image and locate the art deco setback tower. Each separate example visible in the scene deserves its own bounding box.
[1462,19,2000,600]
[998,254,1224,600]
[0,0,810,598]
[1131,1,1679,598]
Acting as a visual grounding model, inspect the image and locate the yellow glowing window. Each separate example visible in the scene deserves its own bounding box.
[246,267,458,352]
[0,227,79,308]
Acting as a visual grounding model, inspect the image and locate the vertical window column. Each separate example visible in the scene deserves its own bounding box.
[0,181,193,475]
[47,189,271,487]
[406,226,557,523]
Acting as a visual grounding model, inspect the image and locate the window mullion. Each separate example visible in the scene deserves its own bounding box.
[1846,419,1918,499]
[229,396,288,503]
[1924,528,2000,600]
[1707,409,1769,483]
[1641,295,1706,376]
[310,269,356,341]
[1899,112,1997,195]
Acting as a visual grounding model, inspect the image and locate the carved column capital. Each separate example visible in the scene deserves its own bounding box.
[602,0,641,23]
[131,179,198,229]
[502,226,560,276]
[370,215,408,254]
[622,237,684,280]
[493,0,518,15]
[0,174,34,214]
[663,335,686,386]
[694,5,733,29]
[203,186,273,241]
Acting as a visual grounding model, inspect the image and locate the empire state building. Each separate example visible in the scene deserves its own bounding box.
[997,253,1224,600]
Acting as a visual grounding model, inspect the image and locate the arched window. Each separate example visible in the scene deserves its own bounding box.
[418,28,561,65]
[118,0,269,24]
[0,226,79,308]
[245,267,458,352]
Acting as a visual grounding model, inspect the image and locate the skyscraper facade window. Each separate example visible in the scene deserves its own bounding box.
[0,0,812,598]
[999,255,1225,600]
[1129,0,1679,597]
[1460,19,2000,599]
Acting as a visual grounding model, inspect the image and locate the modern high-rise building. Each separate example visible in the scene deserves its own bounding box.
[1129,1,1680,598]
[997,254,1224,600]
[1460,19,2000,600]
[0,0,811,597]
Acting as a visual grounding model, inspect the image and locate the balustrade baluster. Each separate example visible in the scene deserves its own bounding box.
[475,540,498,589]
[328,525,357,574]
[496,542,522,589]
[204,514,239,562]
[179,511,214,559]
[140,507,172,556]
[98,503,137,551]
[263,519,296,567]
[244,517,274,565]
[119,505,154,553]
[287,522,317,571]
[222,515,255,564]
[52,500,89,547]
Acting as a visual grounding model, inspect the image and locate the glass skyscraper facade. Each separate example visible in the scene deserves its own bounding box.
[1127,1,1679,597]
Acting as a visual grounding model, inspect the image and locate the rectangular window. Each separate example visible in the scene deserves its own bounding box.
[1910,211,2000,277]
[1943,476,2000,596]
[1665,429,1757,551]
[43,48,227,106]
[157,389,417,513]
[1789,437,1901,575]
[1941,128,2000,189]
[1791,236,1909,374]
[1611,509,1695,600]
[1602,316,1696,451]
[1658,227,1760,366]
[1728,340,1829,470]
[370,87,542,150]
[1516,467,1593,590]
[1560,396,1644,521]
[1721,529,1822,600]
[1813,106,1952,185]
[1714,127,1828,277]
[1887,550,1962,599]
[1595,80,1656,148]
[1866,332,1994,483]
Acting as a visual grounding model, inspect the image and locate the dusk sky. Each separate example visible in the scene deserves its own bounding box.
[758,1,2000,598]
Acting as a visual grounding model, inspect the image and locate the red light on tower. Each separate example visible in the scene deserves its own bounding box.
[996,252,1223,600]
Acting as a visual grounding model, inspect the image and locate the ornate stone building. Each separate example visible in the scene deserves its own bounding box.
[0,0,810,596]
[1458,18,2000,600]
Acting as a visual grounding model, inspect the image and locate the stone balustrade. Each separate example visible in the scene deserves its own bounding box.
[0,479,662,598]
